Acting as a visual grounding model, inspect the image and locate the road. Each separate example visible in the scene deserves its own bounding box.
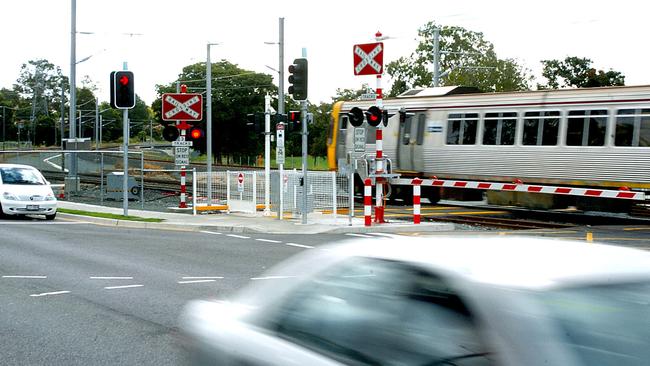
[2,217,649,365]
[0,219,353,366]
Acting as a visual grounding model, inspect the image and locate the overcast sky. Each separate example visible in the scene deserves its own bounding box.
[2,0,648,106]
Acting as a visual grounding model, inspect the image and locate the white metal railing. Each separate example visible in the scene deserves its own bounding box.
[193,170,349,217]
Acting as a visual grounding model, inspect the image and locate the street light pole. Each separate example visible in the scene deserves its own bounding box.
[206,42,219,205]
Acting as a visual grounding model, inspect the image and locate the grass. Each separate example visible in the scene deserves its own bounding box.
[58,208,164,223]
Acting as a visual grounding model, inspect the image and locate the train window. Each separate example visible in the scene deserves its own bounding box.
[340,115,348,130]
[567,110,607,146]
[447,113,478,145]
[483,112,516,145]
[615,109,650,147]
[522,111,559,146]
[403,116,413,145]
[416,114,426,145]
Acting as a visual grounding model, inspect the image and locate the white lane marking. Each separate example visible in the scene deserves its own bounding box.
[227,234,250,239]
[3,275,47,279]
[30,290,70,297]
[43,153,67,172]
[285,243,314,249]
[345,233,373,238]
[200,230,223,235]
[177,279,217,284]
[366,233,402,238]
[104,284,144,290]
[182,276,224,279]
[255,238,282,243]
[251,275,296,280]
[90,276,134,280]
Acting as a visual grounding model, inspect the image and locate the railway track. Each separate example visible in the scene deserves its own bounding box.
[429,215,574,230]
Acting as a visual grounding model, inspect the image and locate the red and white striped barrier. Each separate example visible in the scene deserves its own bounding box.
[391,178,646,200]
[179,168,187,208]
[412,178,422,224]
[364,178,372,227]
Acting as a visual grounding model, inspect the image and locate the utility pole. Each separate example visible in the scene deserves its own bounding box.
[278,18,285,116]
[264,94,271,216]
[432,27,441,87]
[301,48,308,225]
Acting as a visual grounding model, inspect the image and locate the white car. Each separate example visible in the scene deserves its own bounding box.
[0,164,57,220]
[179,237,650,366]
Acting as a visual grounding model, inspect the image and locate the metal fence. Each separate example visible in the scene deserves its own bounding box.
[194,169,349,217]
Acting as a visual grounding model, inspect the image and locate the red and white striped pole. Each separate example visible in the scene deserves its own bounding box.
[364,178,372,227]
[374,30,386,224]
[412,178,422,224]
[178,84,188,209]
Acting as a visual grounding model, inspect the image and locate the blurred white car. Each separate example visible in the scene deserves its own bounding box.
[0,164,57,220]
[179,237,650,366]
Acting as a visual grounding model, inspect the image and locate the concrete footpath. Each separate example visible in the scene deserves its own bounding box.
[56,201,454,234]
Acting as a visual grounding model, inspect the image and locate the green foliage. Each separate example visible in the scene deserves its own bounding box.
[538,57,625,89]
[386,22,532,95]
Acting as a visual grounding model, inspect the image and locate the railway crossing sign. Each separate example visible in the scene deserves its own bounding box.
[162,93,203,121]
[354,128,366,152]
[175,146,190,166]
[353,42,384,75]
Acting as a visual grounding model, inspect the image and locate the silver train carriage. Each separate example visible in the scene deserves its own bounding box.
[327,85,650,209]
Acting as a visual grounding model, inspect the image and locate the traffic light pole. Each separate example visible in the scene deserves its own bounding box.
[301,100,308,224]
[264,94,271,216]
[122,107,129,216]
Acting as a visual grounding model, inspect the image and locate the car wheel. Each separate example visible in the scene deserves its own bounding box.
[45,212,56,221]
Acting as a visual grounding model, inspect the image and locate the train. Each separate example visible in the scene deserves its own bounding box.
[326,85,650,211]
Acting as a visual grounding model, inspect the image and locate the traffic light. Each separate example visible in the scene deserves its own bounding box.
[382,110,395,127]
[365,106,382,127]
[187,127,205,153]
[288,58,308,100]
[246,113,264,134]
[162,124,179,142]
[348,107,364,127]
[399,108,415,124]
[111,71,135,109]
[288,110,301,132]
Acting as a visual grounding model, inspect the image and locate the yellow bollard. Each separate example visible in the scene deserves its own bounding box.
[586,232,593,243]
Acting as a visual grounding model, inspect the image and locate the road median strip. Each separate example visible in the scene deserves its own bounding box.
[58,208,164,223]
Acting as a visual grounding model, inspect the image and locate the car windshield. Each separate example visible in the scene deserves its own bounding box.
[0,167,45,185]
[540,281,650,366]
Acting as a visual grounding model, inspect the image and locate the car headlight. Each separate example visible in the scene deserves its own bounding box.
[2,192,19,201]
[45,193,56,201]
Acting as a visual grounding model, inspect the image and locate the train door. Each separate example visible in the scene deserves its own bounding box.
[397,112,426,171]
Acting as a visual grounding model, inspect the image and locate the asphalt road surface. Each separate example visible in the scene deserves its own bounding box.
[0,219,354,366]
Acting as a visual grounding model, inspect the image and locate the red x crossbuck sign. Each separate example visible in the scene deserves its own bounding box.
[162,93,203,121]
[353,42,384,75]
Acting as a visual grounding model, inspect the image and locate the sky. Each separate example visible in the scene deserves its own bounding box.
[2,0,648,106]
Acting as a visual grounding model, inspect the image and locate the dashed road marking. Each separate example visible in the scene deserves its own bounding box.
[345,233,373,238]
[251,275,296,280]
[255,238,282,243]
[104,284,144,290]
[285,243,314,249]
[89,276,133,280]
[200,230,222,235]
[182,276,224,279]
[227,234,250,239]
[3,275,47,279]
[178,279,217,284]
[30,290,70,297]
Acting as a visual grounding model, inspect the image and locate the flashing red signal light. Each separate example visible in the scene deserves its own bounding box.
[189,128,203,139]
[365,106,382,127]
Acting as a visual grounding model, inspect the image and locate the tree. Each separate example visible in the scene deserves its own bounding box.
[386,22,532,96]
[538,57,625,89]
[12,59,69,146]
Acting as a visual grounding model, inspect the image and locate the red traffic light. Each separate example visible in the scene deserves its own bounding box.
[189,128,203,139]
[119,75,129,85]
[288,111,301,123]
[365,106,382,127]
